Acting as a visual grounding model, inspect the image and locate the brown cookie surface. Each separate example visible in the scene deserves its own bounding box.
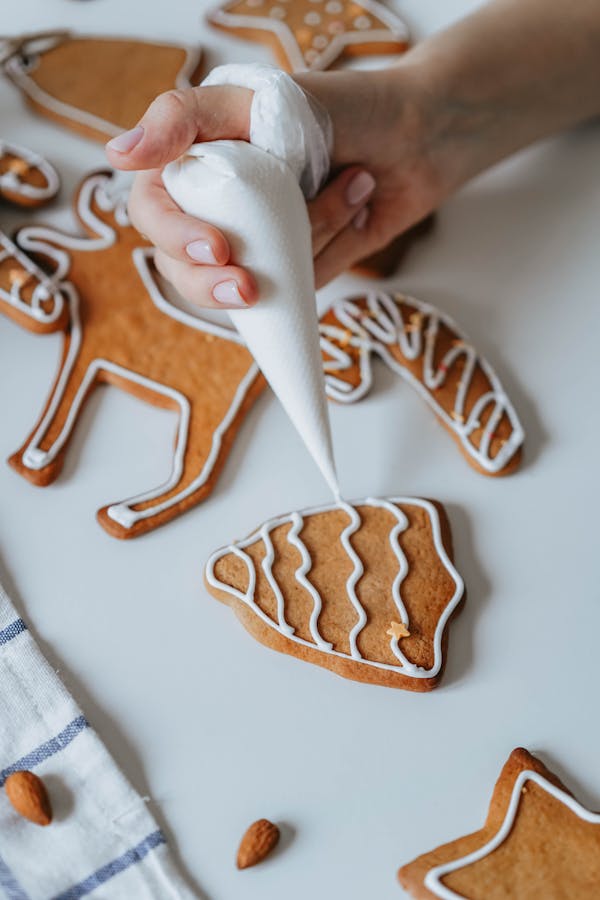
[207,0,409,72]
[205,496,464,690]
[399,748,600,899]
[3,33,203,142]
[319,291,524,476]
[0,170,265,539]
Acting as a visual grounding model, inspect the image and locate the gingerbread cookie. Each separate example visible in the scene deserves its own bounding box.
[399,748,600,899]
[0,228,67,333]
[319,291,524,476]
[2,31,203,143]
[0,139,59,207]
[0,170,265,539]
[206,0,410,72]
[352,215,436,278]
[205,496,464,690]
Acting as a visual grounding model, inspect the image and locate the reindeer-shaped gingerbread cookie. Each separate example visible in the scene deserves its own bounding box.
[0,170,265,538]
[319,291,525,476]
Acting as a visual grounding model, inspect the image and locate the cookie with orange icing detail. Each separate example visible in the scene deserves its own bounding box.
[206,0,410,73]
[399,748,600,899]
[319,291,524,476]
[2,31,203,143]
[0,140,59,208]
[0,170,265,539]
[205,496,464,691]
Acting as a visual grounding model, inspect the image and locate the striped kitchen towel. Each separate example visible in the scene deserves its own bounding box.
[0,578,197,900]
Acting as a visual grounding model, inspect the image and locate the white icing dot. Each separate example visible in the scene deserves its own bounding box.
[313,34,329,49]
[354,14,371,29]
[269,5,286,17]
[325,0,342,12]
[304,48,319,63]
[328,19,345,34]
[304,11,321,25]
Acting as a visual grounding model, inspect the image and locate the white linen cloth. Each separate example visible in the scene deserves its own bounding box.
[0,578,197,900]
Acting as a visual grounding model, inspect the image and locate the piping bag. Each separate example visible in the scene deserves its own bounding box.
[162,65,340,499]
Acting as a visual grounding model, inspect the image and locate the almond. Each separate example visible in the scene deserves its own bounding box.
[5,771,52,826]
[236,818,280,869]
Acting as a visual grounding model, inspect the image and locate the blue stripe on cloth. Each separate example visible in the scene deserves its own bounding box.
[0,853,30,900]
[0,619,26,647]
[51,830,167,900]
[0,716,89,787]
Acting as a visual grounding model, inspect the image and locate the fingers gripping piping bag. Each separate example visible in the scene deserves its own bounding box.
[162,64,340,498]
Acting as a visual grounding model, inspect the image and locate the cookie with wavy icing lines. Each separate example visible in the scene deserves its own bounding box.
[0,140,59,207]
[319,291,524,476]
[399,748,600,899]
[2,32,203,143]
[206,0,409,73]
[205,497,464,690]
[0,170,265,539]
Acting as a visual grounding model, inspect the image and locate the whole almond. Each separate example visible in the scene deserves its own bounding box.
[5,771,52,826]
[237,818,280,869]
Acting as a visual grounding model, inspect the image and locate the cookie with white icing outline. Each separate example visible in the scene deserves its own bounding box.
[0,170,265,539]
[0,139,59,207]
[2,31,203,143]
[206,0,410,73]
[205,496,464,690]
[319,291,524,476]
[399,747,600,899]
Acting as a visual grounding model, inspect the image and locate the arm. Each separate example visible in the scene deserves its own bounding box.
[106,0,600,304]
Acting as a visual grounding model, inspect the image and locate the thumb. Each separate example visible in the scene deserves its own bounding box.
[105,85,253,172]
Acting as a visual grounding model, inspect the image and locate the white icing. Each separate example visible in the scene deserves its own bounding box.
[0,139,60,203]
[0,230,66,325]
[208,0,409,71]
[4,38,203,139]
[320,291,524,475]
[287,512,332,649]
[205,496,464,679]
[425,768,600,899]
[11,171,260,530]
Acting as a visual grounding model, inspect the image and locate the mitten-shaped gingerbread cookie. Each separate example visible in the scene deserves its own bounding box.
[2,31,203,142]
[1,170,265,539]
[0,139,59,207]
[205,497,464,690]
[320,291,524,476]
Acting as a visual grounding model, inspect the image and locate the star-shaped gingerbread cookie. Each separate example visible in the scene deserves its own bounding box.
[206,0,410,72]
[0,139,59,207]
[399,747,600,899]
[319,290,525,476]
[205,495,464,690]
[0,170,265,539]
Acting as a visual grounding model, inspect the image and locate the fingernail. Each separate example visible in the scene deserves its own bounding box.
[346,171,375,206]
[186,240,218,264]
[353,207,369,230]
[106,125,144,154]
[212,280,248,308]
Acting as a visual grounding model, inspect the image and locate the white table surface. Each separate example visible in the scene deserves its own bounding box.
[2,2,600,898]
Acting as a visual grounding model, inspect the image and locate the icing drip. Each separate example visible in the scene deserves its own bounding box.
[338,501,366,660]
[320,291,524,474]
[287,512,332,650]
[206,497,464,679]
